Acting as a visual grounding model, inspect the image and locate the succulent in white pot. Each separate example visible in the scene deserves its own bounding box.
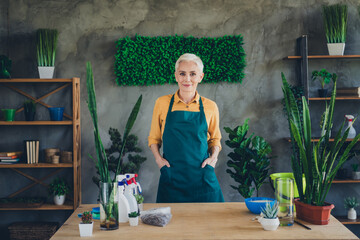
[344,197,359,220]
[79,211,93,237]
[128,211,139,227]
[351,163,360,180]
[259,202,279,231]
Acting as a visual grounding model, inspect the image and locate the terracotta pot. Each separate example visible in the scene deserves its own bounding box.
[294,199,334,225]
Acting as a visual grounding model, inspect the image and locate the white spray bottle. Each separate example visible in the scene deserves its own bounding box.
[123,176,138,213]
[345,115,356,139]
[126,173,142,195]
[117,179,130,223]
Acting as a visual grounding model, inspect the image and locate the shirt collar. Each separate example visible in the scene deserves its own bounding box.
[175,90,200,104]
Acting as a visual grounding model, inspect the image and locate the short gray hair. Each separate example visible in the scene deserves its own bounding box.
[175,53,204,73]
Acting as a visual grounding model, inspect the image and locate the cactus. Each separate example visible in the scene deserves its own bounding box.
[81,211,93,224]
[261,202,279,219]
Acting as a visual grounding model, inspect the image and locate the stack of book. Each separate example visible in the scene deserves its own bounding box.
[337,87,360,97]
[25,140,39,164]
[0,151,22,164]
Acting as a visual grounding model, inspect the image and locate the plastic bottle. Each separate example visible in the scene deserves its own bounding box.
[123,178,138,213]
[126,173,142,195]
[117,180,130,223]
[345,115,356,139]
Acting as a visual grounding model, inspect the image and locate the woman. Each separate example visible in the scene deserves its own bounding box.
[148,53,224,203]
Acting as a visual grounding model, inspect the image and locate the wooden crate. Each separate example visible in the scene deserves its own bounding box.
[8,222,58,240]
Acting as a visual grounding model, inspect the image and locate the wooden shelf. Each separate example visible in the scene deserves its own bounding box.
[0,78,73,83]
[332,179,360,183]
[284,137,359,142]
[0,121,72,125]
[336,216,360,224]
[309,96,360,100]
[0,203,74,211]
[0,163,73,168]
[284,55,360,60]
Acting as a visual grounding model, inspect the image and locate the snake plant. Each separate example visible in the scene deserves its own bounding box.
[36,29,58,66]
[282,72,360,206]
[322,4,348,43]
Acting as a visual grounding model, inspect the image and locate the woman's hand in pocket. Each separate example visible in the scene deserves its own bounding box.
[156,156,170,169]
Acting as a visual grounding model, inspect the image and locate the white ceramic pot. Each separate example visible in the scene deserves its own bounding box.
[327,43,345,56]
[54,194,65,205]
[260,217,280,231]
[138,203,143,212]
[79,222,93,237]
[38,66,55,79]
[352,171,360,180]
[129,217,139,226]
[348,208,357,220]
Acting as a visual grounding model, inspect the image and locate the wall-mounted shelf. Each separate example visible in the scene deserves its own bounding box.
[0,121,73,125]
[308,96,360,101]
[332,179,360,183]
[284,55,360,60]
[284,137,359,142]
[0,163,73,168]
[0,202,74,211]
[336,216,360,225]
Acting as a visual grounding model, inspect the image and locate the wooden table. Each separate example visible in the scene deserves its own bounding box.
[51,203,358,239]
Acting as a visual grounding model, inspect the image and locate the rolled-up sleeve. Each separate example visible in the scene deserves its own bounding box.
[148,98,163,148]
[207,103,222,151]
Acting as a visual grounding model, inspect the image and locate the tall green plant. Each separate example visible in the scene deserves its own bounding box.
[322,4,348,43]
[282,72,360,206]
[225,118,272,199]
[86,62,143,184]
[36,29,58,66]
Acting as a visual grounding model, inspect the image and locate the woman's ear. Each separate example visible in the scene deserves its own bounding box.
[199,72,204,83]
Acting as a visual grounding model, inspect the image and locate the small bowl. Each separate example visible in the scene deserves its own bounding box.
[245,197,276,214]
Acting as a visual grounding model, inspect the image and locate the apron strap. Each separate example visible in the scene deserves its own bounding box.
[167,94,204,113]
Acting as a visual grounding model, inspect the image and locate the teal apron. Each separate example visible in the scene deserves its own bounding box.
[156,95,224,203]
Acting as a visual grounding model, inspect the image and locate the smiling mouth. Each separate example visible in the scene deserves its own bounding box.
[183,84,192,87]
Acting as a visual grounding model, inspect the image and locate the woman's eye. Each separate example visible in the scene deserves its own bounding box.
[180,73,185,76]
[191,73,196,76]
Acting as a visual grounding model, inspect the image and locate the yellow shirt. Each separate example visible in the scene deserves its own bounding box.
[148,91,222,151]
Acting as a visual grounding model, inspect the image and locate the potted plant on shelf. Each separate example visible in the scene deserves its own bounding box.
[224,118,272,201]
[259,202,279,231]
[79,211,93,237]
[344,197,359,220]
[24,100,36,121]
[86,62,142,230]
[351,163,360,180]
[282,72,360,225]
[134,194,144,212]
[311,69,334,97]
[36,29,58,79]
[128,211,140,226]
[322,4,348,55]
[48,177,70,206]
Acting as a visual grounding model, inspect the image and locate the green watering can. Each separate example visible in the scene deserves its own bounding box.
[269,172,305,199]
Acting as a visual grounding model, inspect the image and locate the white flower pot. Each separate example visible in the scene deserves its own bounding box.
[352,171,360,180]
[54,194,65,205]
[38,66,55,79]
[129,217,139,226]
[260,217,280,231]
[327,43,345,56]
[138,203,143,212]
[79,222,93,237]
[348,208,357,220]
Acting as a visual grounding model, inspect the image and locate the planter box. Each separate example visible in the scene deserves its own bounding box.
[8,222,58,240]
[294,199,334,225]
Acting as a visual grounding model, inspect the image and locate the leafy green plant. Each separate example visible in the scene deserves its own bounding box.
[0,55,11,78]
[282,72,360,206]
[224,118,272,199]
[351,164,359,172]
[128,211,139,218]
[134,194,144,204]
[344,197,359,209]
[261,202,279,219]
[36,29,59,66]
[322,4,348,43]
[48,178,70,196]
[81,211,93,224]
[311,69,334,89]
[115,35,246,86]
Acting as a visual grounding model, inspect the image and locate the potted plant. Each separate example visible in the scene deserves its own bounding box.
[134,194,144,212]
[79,211,93,237]
[0,55,11,78]
[282,72,360,225]
[351,163,360,180]
[36,29,58,79]
[344,197,359,220]
[48,178,70,206]
[311,69,334,97]
[24,100,36,121]
[259,202,279,231]
[86,62,142,230]
[224,118,272,199]
[322,4,348,55]
[128,211,139,226]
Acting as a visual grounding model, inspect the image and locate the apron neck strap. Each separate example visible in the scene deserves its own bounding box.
[167,94,204,113]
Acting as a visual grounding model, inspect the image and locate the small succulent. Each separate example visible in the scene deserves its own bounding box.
[261,202,279,219]
[134,194,144,204]
[81,211,93,224]
[351,164,359,172]
[344,197,359,209]
[128,211,139,218]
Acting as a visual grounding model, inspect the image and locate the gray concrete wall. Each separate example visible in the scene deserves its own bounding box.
[1,0,360,235]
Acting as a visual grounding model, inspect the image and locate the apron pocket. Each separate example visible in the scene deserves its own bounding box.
[203,165,217,188]
[160,166,171,184]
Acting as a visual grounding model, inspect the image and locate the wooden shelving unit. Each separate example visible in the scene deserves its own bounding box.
[0,78,81,211]
[284,55,360,60]
[284,137,360,142]
[332,179,360,183]
[336,217,360,225]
